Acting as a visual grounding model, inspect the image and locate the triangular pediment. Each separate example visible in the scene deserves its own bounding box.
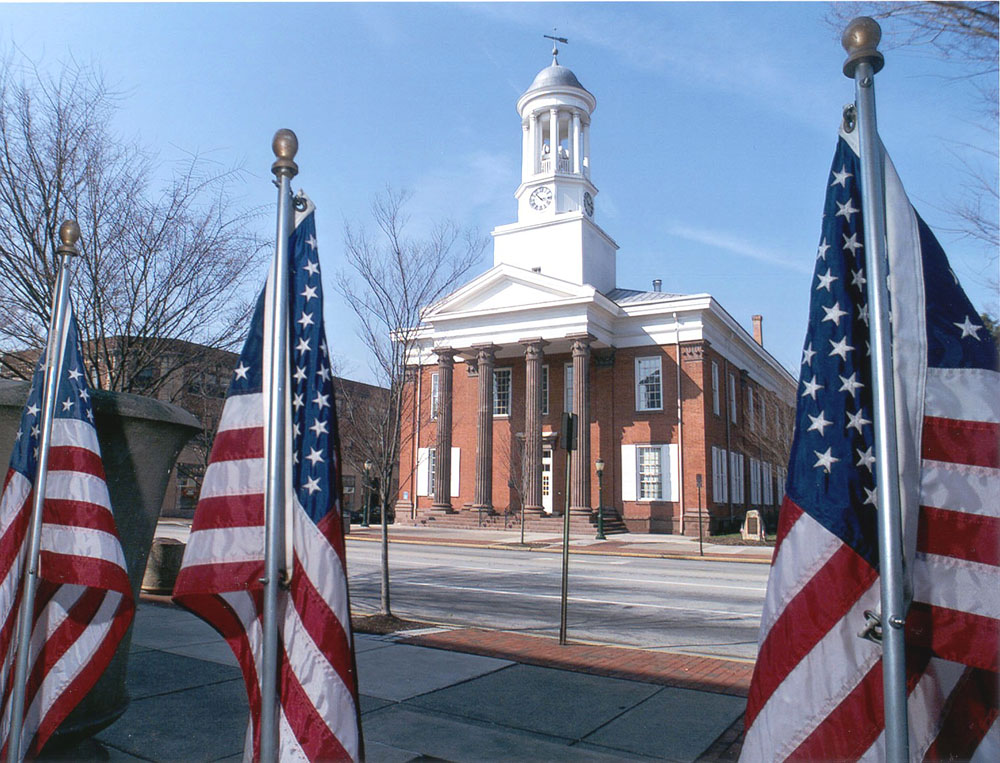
[425,264,594,318]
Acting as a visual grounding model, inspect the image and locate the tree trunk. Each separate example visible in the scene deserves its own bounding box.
[379,495,391,616]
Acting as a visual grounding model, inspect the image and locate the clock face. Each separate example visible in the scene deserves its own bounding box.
[583,192,594,217]
[529,186,553,211]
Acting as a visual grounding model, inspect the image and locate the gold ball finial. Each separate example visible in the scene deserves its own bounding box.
[842,17,884,78]
[57,220,81,256]
[271,129,299,178]
[59,220,81,247]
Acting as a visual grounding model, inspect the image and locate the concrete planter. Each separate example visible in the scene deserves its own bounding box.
[0,380,200,746]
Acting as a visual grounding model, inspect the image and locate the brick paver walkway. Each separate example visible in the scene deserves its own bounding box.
[399,627,754,697]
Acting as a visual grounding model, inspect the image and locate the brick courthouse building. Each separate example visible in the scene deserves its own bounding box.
[396,55,796,534]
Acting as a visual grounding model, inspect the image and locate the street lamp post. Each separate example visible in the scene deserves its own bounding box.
[595,458,606,540]
[696,473,704,557]
[362,460,373,527]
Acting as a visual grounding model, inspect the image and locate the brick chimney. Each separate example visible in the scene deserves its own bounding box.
[752,314,763,346]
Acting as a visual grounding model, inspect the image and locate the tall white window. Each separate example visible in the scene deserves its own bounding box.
[541,365,549,416]
[711,446,728,503]
[635,357,663,411]
[564,363,574,412]
[748,388,755,432]
[711,361,720,416]
[493,368,512,416]
[760,396,767,436]
[729,373,738,424]
[621,444,679,502]
[417,447,459,497]
[430,372,439,420]
[637,446,662,500]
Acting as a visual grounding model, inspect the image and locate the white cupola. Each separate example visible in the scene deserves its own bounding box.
[491,46,618,292]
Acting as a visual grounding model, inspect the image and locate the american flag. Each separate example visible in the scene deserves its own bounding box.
[0,309,133,757]
[173,199,361,761]
[741,131,999,760]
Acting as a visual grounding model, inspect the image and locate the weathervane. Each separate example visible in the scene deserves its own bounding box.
[543,30,568,64]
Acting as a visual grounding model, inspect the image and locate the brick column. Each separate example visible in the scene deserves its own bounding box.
[570,335,593,514]
[521,338,548,514]
[473,344,499,511]
[432,348,455,512]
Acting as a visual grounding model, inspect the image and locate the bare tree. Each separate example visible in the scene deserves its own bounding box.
[337,188,486,616]
[0,54,267,392]
[827,2,999,299]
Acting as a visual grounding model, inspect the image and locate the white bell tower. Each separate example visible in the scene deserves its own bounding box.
[491,45,618,292]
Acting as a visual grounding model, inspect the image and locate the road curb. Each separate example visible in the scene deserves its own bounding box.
[344,534,773,564]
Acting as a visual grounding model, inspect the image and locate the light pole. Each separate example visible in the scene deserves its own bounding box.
[362,460,373,527]
[696,473,704,557]
[594,458,606,540]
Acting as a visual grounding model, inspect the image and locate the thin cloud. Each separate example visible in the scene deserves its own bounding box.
[668,224,813,274]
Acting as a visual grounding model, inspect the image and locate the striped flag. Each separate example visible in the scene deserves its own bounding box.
[0,309,134,757]
[741,129,999,760]
[173,199,361,761]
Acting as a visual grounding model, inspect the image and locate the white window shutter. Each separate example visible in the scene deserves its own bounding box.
[713,447,728,503]
[416,448,429,496]
[662,444,679,502]
[451,447,460,496]
[711,447,719,502]
[721,449,729,503]
[738,454,745,503]
[621,444,637,501]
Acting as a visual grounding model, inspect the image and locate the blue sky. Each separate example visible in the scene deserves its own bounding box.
[3,2,996,384]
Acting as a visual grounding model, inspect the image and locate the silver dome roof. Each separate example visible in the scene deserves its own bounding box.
[524,63,591,96]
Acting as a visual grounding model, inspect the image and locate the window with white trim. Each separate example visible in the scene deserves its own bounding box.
[417,446,459,497]
[493,368,512,416]
[748,387,755,433]
[711,361,720,416]
[637,446,662,500]
[728,373,737,424]
[635,357,663,411]
[760,396,767,436]
[763,462,774,505]
[621,444,679,502]
[541,365,549,416]
[711,446,728,503]
[564,363,574,413]
[430,372,439,420]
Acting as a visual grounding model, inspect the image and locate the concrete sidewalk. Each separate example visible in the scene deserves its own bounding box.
[156,519,774,565]
[56,601,748,762]
[343,524,773,565]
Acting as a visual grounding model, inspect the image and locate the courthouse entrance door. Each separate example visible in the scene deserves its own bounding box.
[541,448,553,513]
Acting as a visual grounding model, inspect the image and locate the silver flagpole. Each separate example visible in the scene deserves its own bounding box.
[842,18,909,762]
[261,129,298,763]
[6,222,81,763]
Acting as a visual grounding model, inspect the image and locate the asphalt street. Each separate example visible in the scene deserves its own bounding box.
[346,542,768,661]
